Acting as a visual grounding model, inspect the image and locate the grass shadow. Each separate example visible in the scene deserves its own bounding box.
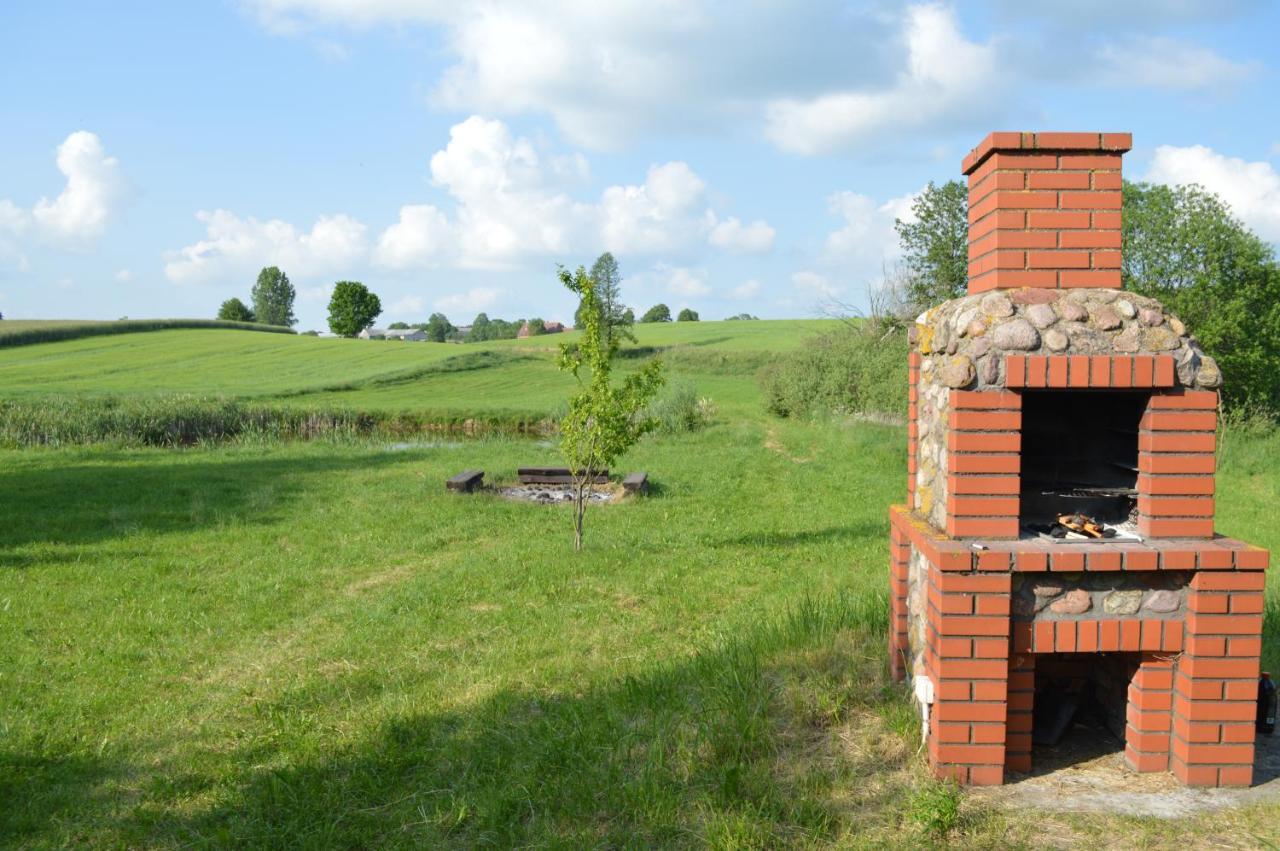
[16,595,917,847]
[0,450,419,564]
[713,522,886,550]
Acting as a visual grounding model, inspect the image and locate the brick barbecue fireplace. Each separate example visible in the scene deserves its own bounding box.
[888,131,1271,787]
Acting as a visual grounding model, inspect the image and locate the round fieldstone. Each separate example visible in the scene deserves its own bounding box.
[1113,325,1142,352]
[967,319,987,338]
[970,336,992,359]
[954,308,978,336]
[1142,326,1179,351]
[1027,303,1058,329]
[981,293,1015,318]
[921,357,934,374]
[1115,299,1137,320]
[1140,307,1164,326]
[1143,589,1181,614]
[1196,356,1223,387]
[1059,301,1088,323]
[992,318,1040,350]
[1093,306,1122,331]
[977,354,998,385]
[1033,581,1065,599]
[1043,328,1069,351]
[1177,346,1202,385]
[946,340,959,355]
[940,355,976,388]
[1103,589,1143,615]
[1169,316,1186,336]
[1093,289,1119,303]
[1050,588,1092,615]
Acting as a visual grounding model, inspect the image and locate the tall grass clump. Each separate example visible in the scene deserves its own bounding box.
[0,319,294,348]
[759,324,908,420]
[0,396,555,447]
[644,380,715,434]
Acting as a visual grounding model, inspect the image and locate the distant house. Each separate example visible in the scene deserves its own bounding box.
[516,320,566,338]
[358,327,427,341]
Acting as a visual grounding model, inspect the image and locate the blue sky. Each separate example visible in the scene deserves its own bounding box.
[2,1,1279,330]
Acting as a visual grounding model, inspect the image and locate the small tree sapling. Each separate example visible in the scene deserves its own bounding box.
[557,265,664,551]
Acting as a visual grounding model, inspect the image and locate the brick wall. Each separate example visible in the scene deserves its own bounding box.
[945,390,1021,538]
[889,505,1269,787]
[1138,389,1218,538]
[963,132,1132,294]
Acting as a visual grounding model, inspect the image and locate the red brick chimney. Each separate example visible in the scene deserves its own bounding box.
[963,132,1133,294]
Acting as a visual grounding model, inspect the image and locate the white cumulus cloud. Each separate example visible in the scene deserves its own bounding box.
[0,131,127,264]
[389,294,426,317]
[791,270,842,300]
[435,286,502,314]
[731,279,761,300]
[30,131,127,249]
[1145,144,1280,242]
[1095,37,1257,92]
[708,217,775,253]
[661,265,711,298]
[763,4,999,155]
[371,116,766,270]
[164,209,368,284]
[375,204,455,269]
[599,161,712,255]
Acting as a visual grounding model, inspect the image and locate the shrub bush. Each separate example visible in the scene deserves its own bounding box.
[759,324,908,420]
[645,380,714,434]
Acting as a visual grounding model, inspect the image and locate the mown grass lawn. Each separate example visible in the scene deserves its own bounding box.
[2,322,1280,847]
[0,416,921,847]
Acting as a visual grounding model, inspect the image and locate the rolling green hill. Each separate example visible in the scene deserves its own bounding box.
[0,318,293,348]
[0,320,838,416]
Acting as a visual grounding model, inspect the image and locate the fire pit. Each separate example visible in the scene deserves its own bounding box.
[888,131,1270,788]
[499,483,619,504]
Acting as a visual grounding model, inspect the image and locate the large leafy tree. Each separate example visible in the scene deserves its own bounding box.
[425,312,455,342]
[893,180,969,306]
[677,308,699,322]
[216,297,254,322]
[251,266,297,327]
[557,266,664,551]
[327,281,382,338]
[469,312,492,341]
[641,303,672,323]
[1123,182,1280,410]
[574,251,634,344]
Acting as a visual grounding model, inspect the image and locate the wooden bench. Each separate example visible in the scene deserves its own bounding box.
[622,472,649,495]
[446,469,484,492]
[517,467,609,485]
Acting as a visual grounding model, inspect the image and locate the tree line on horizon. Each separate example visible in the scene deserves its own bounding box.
[215,251,731,342]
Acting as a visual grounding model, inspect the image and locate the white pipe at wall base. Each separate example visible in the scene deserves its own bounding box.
[913,674,935,744]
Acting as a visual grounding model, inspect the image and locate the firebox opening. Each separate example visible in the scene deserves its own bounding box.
[1019,390,1149,531]
[1030,652,1137,772]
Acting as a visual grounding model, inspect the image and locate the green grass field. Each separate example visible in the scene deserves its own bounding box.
[1,319,1278,847]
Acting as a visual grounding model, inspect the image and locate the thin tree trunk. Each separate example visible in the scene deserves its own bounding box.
[573,477,586,551]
